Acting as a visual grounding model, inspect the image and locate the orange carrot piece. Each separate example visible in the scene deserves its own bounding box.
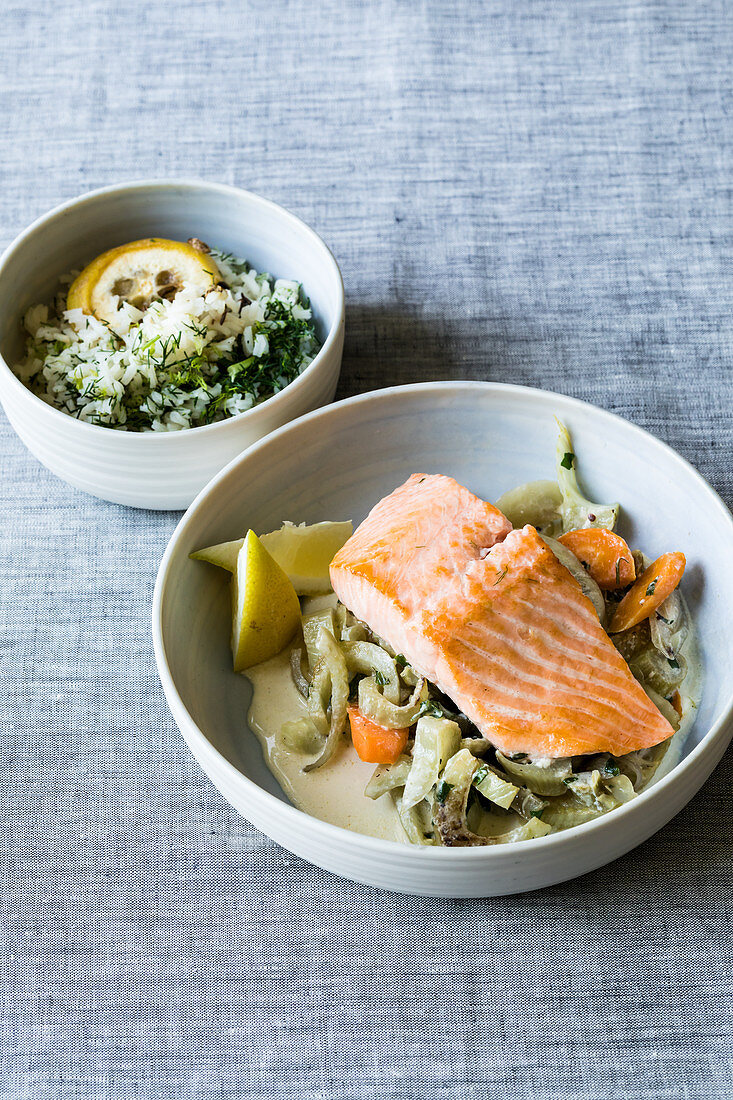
[347,704,408,765]
[558,528,636,590]
[609,552,686,634]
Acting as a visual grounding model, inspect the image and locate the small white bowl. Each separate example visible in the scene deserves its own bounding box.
[0,181,345,510]
[153,382,733,896]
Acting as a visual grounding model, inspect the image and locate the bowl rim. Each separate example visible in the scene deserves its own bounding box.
[0,178,345,442]
[152,380,733,860]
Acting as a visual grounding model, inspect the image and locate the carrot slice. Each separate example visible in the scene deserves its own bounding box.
[609,552,686,634]
[558,528,636,590]
[347,704,408,764]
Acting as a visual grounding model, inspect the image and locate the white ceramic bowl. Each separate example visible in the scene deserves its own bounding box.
[0,181,345,509]
[153,382,733,896]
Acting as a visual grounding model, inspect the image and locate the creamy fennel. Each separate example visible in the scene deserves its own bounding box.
[244,615,701,843]
[247,643,403,841]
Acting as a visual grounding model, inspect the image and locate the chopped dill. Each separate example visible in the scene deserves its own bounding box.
[417,699,447,719]
[14,245,319,432]
[435,780,452,804]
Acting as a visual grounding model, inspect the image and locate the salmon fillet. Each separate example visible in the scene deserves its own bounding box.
[330,473,512,661]
[414,526,674,757]
[330,477,673,759]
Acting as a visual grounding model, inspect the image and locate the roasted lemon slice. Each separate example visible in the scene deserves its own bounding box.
[66,238,220,324]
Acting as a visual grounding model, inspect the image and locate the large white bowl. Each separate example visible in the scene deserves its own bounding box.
[153,382,733,896]
[0,181,345,509]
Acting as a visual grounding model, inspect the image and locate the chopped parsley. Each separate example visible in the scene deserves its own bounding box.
[372,668,390,687]
[668,656,680,670]
[394,654,407,669]
[560,452,575,470]
[603,761,620,777]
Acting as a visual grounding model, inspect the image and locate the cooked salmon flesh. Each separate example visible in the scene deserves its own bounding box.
[330,474,674,759]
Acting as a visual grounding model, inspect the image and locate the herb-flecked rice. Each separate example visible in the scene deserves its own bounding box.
[13,248,320,431]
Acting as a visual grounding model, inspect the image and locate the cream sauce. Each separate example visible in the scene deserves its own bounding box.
[246,643,403,842]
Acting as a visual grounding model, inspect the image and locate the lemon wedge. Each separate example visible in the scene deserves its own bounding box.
[260,521,353,593]
[191,520,353,595]
[231,530,301,672]
[67,238,220,324]
[190,538,243,573]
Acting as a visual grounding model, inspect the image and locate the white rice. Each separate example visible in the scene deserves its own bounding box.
[13,249,318,432]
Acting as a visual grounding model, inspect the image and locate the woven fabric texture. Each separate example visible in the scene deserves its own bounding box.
[1,2,732,1098]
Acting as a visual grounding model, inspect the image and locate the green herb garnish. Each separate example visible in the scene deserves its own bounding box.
[417,700,445,719]
[435,780,452,804]
[372,668,390,687]
[493,565,508,586]
[205,295,317,422]
[646,578,658,596]
[560,452,575,469]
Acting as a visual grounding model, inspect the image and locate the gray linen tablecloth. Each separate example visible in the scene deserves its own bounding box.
[2,2,732,1097]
